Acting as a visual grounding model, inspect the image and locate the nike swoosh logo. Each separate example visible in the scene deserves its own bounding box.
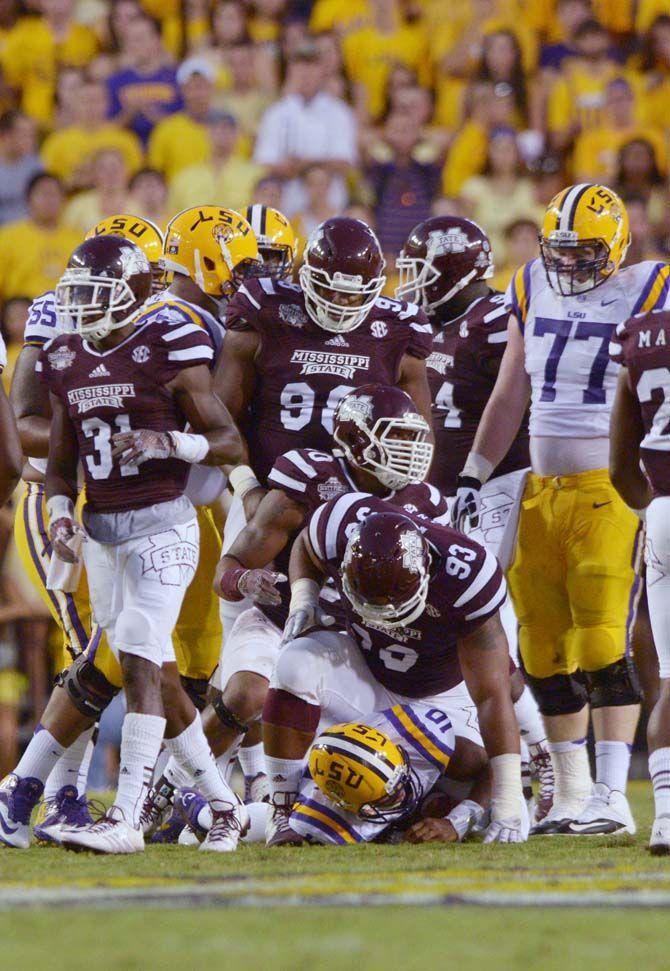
[601,299,617,307]
[0,814,19,835]
[593,501,612,509]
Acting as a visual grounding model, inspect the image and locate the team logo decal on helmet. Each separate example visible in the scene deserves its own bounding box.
[86,214,166,293]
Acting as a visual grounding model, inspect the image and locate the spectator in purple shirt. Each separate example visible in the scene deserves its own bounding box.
[367,112,441,260]
[106,13,181,145]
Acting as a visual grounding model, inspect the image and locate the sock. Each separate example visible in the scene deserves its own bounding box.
[15,725,65,784]
[238,742,265,780]
[595,740,632,795]
[216,736,243,783]
[514,688,547,747]
[164,714,237,808]
[114,713,166,828]
[548,738,592,811]
[265,755,303,802]
[649,747,670,818]
[77,732,96,797]
[43,727,94,801]
[163,755,192,791]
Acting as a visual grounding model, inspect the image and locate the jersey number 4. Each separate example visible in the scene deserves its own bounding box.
[535,317,612,403]
[82,416,138,480]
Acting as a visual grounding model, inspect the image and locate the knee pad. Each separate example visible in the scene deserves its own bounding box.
[583,657,642,708]
[522,669,589,717]
[180,675,209,712]
[57,653,120,720]
[211,688,249,734]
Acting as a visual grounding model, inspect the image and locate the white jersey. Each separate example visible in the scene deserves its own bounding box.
[505,258,670,439]
[0,332,6,372]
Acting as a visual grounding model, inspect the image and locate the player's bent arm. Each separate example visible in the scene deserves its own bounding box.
[609,368,653,512]
[288,526,327,587]
[169,364,244,468]
[282,526,333,640]
[9,344,51,457]
[467,315,530,476]
[214,489,306,596]
[44,392,78,504]
[397,353,434,441]
[0,383,22,504]
[213,329,260,426]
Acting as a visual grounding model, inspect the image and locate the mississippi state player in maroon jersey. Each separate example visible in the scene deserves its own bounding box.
[214,216,434,664]
[0,236,246,855]
[262,495,527,845]
[610,311,670,854]
[144,385,443,834]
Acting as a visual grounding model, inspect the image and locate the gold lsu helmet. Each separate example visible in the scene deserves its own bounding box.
[86,214,165,292]
[245,204,297,280]
[539,183,630,296]
[308,722,417,821]
[163,206,261,299]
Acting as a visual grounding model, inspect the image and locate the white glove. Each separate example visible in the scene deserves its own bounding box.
[112,429,172,466]
[238,569,287,606]
[450,475,482,532]
[483,817,526,843]
[282,604,335,644]
[47,496,86,564]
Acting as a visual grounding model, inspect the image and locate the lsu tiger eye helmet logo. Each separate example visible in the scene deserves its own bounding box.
[539,183,631,296]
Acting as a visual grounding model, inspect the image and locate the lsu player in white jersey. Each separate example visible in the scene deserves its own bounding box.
[451,184,669,835]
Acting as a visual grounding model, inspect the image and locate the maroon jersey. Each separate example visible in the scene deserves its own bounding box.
[427,291,530,494]
[38,313,214,513]
[225,277,433,483]
[263,447,450,630]
[611,310,670,495]
[307,492,506,698]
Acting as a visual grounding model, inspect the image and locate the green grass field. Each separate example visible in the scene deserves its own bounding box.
[2,782,670,970]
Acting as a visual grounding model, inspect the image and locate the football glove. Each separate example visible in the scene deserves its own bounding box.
[483,817,526,844]
[49,516,86,564]
[238,568,287,606]
[282,604,335,644]
[450,475,483,531]
[112,429,172,466]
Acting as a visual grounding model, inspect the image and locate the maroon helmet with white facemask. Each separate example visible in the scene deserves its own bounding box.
[395,216,494,315]
[341,512,431,628]
[299,217,386,333]
[333,384,433,490]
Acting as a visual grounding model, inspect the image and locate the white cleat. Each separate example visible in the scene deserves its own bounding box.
[178,826,200,846]
[530,801,582,836]
[565,784,636,836]
[649,817,670,855]
[200,800,250,853]
[60,807,145,854]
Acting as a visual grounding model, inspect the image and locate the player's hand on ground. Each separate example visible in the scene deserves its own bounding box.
[404,818,459,843]
[49,517,85,563]
[483,817,526,843]
[450,475,482,531]
[282,605,334,644]
[238,568,287,606]
[111,429,173,466]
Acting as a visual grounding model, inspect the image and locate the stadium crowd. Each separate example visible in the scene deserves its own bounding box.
[0,0,668,805]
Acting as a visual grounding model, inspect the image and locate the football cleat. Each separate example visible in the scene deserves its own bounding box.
[244,772,270,805]
[530,802,578,836]
[60,807,145,854]
[528,743,555,825]
[33,785,96,845]
[0,775,43,849]
[200,799,250,853]
[174,788,212,843]
[565,784,636,836]
[649,817,670,855]
[149,803,186,844]
[140,776,176,837]
[178,826,200,846]
[266,792,304,847]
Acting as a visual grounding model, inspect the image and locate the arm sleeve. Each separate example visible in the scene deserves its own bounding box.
[504,263,532,332]
[23,291,58,347]
[224,282,263,333]
[157,318,214,382]
[447,544,507,636]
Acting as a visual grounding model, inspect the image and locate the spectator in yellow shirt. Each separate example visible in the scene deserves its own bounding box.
[0,173,79,301]
[215,40,274,146]
[572,77,666,183]
[614,137,668,234]
[148,57,214,180]
[2,0,99,125]
[63,148,132,235]
[128,167,169,230]
[168,110,265,215]
[490,216,541,291]
[622,192,667,263]
[40,80,144,189]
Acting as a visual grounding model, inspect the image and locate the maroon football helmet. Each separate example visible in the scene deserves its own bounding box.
[333,384,433,490]
[342,512,431,628]
[299,217,386,333]
[55,235,152,342]
[395,216,494,315]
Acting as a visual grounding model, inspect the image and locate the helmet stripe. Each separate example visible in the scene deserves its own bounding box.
[295,797,363,841]
[246,204,264,237]
[559,183,592,232]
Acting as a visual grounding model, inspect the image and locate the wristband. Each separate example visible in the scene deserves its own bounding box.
[229,464,262,499]
[46,495,75,524]
[219,566,248,602]
[489,753,522,821]
[167,431,209,464]
[445,799,486,841]
[461,451,494,485]
[289,578,320,613]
